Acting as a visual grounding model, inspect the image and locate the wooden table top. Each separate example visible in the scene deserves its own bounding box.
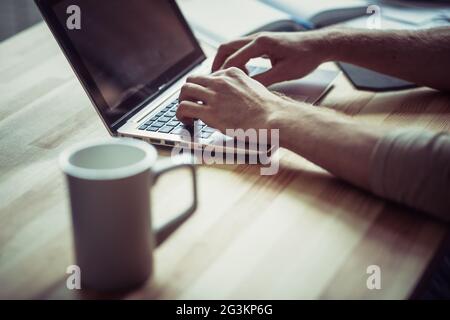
[1,23,449,300]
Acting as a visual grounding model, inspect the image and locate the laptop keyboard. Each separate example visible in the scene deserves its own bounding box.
[137,99,216,139]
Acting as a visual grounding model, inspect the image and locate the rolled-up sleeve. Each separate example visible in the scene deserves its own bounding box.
[370,129,450,221]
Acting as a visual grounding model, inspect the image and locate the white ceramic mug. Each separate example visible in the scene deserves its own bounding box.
[59,138,197,291]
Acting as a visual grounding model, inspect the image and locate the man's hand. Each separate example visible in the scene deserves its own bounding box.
[212,31,330,86]
[177,67,293,132]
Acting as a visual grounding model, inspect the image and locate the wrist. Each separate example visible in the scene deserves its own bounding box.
[314,27,372,63]
[267,101,310,149]
[301,29,340,63]
[314,28,348,62]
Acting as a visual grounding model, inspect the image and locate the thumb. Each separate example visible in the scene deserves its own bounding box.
[221,40,267,71]
[252,67,287,87]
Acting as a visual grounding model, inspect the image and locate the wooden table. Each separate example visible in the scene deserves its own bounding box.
[1,23,449,300]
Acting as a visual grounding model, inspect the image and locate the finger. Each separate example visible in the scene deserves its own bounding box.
[176,101,207,124]
[208,68,247,89]
[221,40,268,71]
[186,75,215,88]
[210,69,229,77]
[179,83,214,104]
[252,67,286,87]
[212,38,252,72]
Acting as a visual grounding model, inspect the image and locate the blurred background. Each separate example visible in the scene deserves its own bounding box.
[0,0,42,42]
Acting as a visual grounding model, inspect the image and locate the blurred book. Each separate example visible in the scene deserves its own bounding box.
[177,0,449,92]
[178,0,450,47]
[373,0,450,27]
[177,0,291,47]
[262,0,450,29]
[260,0,368,27]
[177,0,372,46]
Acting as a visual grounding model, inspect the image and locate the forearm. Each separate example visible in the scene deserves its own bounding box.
[269,103,385,189]
[269,103,450,220]
[318,27,450,91]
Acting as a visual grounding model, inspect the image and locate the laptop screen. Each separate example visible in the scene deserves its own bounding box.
[38,0,205,131]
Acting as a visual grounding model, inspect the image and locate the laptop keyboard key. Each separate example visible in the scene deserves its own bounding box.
[159,126,174,134]
[152,121,165,128]
[171,126,189,136]
[167,120,180,127]
[146,126,160,132]
[159,116,172,123]
[138,124,148,130]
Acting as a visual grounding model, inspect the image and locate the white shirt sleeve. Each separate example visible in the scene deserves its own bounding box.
[370,129,450,221]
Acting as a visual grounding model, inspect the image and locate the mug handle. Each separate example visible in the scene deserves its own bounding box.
[151,156,197,247]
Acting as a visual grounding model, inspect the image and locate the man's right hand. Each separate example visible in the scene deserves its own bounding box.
[212,31,331,86]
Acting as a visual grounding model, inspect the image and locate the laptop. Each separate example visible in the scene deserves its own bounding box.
[35,0,274,155]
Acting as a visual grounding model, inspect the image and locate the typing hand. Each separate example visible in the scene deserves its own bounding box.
[212,31,330,86]
[176,67,295,133]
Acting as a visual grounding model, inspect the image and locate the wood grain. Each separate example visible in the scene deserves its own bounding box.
[0,23,449,300]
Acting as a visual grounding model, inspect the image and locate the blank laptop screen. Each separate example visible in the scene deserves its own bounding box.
[45,0,204,129]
